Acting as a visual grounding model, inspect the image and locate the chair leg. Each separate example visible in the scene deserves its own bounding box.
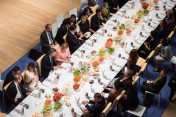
[158,94,160,108]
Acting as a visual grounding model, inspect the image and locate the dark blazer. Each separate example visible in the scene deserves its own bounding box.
[62,18,76,25]
[5,82,26,105]
[150,76,167,92]
[40,30,55,54]
[55,25,68,45]
[91,14,103,31]
[41,54,56,78]
[66,31,81,54]
[85,96,106,117]
[108,0,119,13]
[3,71,24,89]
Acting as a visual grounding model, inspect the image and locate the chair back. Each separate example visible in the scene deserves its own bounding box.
[132,75,140,86]
[80,0,88,9]
[167,31,174,41]
[63,34,67,43]
[69,8,78,18]
[36,54,46,76]
[154,44,162,56]
[138,63,148,76]
[100,102,112,117]
[91,5,99,14]
[52,22,58,38]
[53,44,60,50]
[88,14,94,27]
[56,14,64,28]
[111,90,126,110]
[0,80,4,91]
[146,50,155,63]
[3,81,12,92]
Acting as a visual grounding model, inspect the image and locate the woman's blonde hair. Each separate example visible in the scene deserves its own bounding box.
[61,43,69,50]
[81,15,87,23]
[101,6,108,16]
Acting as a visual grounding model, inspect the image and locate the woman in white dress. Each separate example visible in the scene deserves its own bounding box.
[24,62,39,92]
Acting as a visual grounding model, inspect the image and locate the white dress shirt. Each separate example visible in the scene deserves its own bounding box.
[14,82,22,99]
[46,31,52,45]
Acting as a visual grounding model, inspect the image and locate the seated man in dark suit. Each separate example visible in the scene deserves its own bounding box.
[5,75,30,107]
[41,48,61,78]
[66,25,83,54]
[55,20,72,45]
[40,24,57,54]
[107,0,120,13]
[62,14,77,25]
[141,68,168,95]
[82,93,106,117]
[3,66,21,89]
[91,9,104,32]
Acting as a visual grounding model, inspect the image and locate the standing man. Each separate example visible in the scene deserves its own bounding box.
[40,24,57,54]
[55,20,72,45]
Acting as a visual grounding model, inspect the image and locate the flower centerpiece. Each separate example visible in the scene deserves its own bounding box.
[78,62,91,75]
[73,76,81,83]
[124,20,134,29]
[92,61,99,68]
[61,85,71,95]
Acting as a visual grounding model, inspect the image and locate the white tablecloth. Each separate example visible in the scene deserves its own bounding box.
[7,0,176,117]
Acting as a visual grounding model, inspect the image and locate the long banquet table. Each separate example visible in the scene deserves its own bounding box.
[7,0,176,117]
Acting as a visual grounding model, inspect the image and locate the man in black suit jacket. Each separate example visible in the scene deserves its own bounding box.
[55,20,72,45]
[62,14,77,25]
[91,9,104,32]
[5,75,30,107]
[107,0,120,13]
[82,93,106,117]
[141,69,168,95]
[40,24,56,54]
[66,25,82,54]
[3,66,20,89]
[41,48,61,78]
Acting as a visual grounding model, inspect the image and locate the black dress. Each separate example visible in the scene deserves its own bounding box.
[120,86,139,110]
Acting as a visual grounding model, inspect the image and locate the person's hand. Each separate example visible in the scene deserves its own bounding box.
[14,98,18,102]
[94,32,98,34]
[50,45,55,47]
[54,66,58,70]
[159,52,162,56]
[73,112,77,117]
[84,33,88,37]
[35,83,38,87]
[99,15,103,19]
[58,65,63,69]
[26,92,31,95]
[103,86,106,89]
[100,25,104,28]
[123,94,127,100]
[82,100,88,105]
[147,81,153,84]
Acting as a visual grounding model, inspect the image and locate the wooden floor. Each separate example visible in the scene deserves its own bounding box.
[0,0,80,73]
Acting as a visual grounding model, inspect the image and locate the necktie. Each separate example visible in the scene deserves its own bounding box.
[74,35,81,46]
[153,76,161,84]
[49,56,53,67]
[48,32,54,45]
[17,84,24,99]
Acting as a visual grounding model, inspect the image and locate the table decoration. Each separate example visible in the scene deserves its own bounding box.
[53,92,64,102]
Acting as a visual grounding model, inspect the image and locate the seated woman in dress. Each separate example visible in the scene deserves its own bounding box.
[101,1,110,22]
[24,62,39,92]
[154,39,173,72]
[55,43,71,65]
[118,80,139,116]
[78,15,97,40]
[103,79,121,103]
[127,49,138,75]
[139,31,157,58]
